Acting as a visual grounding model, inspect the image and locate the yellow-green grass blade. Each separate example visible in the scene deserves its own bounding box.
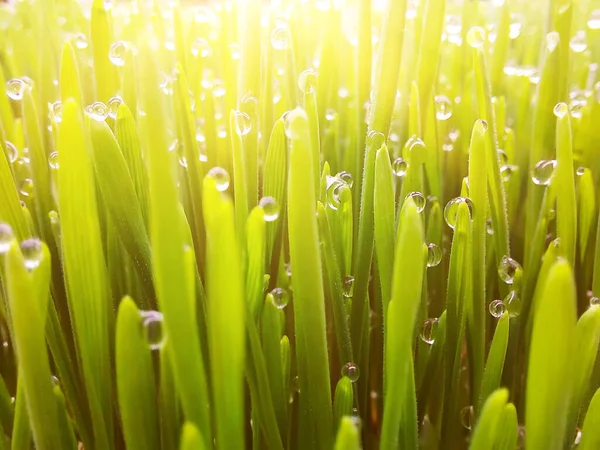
[203,176,246,450]
[380,197,424,449]
[89,119,153,294]
[304,75,320,197]
[230,110,249,247]
[60,41,83,108]
[0,144,28,240]
[53,385,77,450]
[91,0,116,102]
[490,0,510,92]
[287,108,333,449]
[115,297,159,450]
[495,402,518,450]
[579,388,600,450]
[3,241,61,450]
[57,99,113,450]
[159,346,180,450]
[247,206,266,320]
[577,169,595,285]
[11,382,31,450]
[333,416,361,450]
[478,312,509,412]
[565,305,600,445]
[0,376,12,437]
[470,389,509,450]
[0,69,15,142]
[333,376,353,433]
[526,259,577,450]
[238,0,261,99]
[179,423,207,450]
[121,52,137,122]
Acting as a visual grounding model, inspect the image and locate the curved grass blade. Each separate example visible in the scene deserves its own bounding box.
[495,401,518,450]
[11,382,31,450]
[230,110,249,246]
[60,41,82,107]
[478,312,509,412]
[91,0,116,102]
[470,389,509,450]
[246,206,266,320]
[159,346,180,450]
[179,423,207,450]
[526,259,577,450]
[53,386,77,450]
[579,388,600,450]
[333,376,353,433]
[333,416,361,450]
[0,144,27,240]
[115,297,159,450]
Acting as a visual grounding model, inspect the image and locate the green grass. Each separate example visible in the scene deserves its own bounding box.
[0,0,600,449]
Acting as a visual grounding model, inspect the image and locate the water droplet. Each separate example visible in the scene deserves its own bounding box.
[325,109,336,121]
[475,119,488,133]
[0,224,14,253]
[466,26,485,48]
[6,79,26,101]
[107,96,123,119]
[546,31,560,54]
[270,26,288,50]
[405,191,426,213]
[489,299,506,318]
[204,166,229,191]
[48,151,59,170]
[444,197,475,228]
[19,178,34,197]
[49,101,62,123]
[497,150,508,167]
[259,196,279,221]
[85,102,109,121]
[336,171,353,188]
[554,102,569,119]
[140,310,166,350]
[270,287,289,309]
[576,166,586,176]
[229,42,241,60]
[108,41,127,66]
[366,130,385,150]
[341,362,360,382]
[212,79,226,98]
[325,176,350,211]
[420,318,439,344]
[500,164,516,182]
[531,159,556,185]
[498,255,521,284]
[509,16,522,39]
[20,238,43,270]
[49,210,59,225]
[298,69,318,94]
[51,375,60,386]
[574,428,582,445]
[4,141,18,163]
[402,136,426,163]
[191,37,212,58]
[445,15,461,35]
[233,110,252,136]
[486,218,494,235]
[517,425,526,449]
[392,157,408,177]
[343,276,354,298]
[460,405,474,430]
[434,95,452,120]
[570,31,587,53]
[293,375,300,392]
[588,9,600,30]
[426,243,442,267]
[73,33,88,49]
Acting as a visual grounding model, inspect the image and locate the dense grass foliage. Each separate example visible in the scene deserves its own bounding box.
[0,0,600,449]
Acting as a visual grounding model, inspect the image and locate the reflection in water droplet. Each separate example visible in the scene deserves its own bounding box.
[420,318,439,344]
[207,167,230,192]
[21,238,43,270]
[489,299,506,318]
[341,362,360,382]
[140,310,166,350]
[270,287,289,309]
[259,196,279,222]
[498,255,522,285]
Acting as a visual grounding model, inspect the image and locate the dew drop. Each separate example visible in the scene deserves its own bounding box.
[140,310,166,350]
[466,26,486,48]
[85,102,108,121]
[489,299,506,318]
[497,150,508,167]
[444,197,475,229]
[20,238,43,270]
[325,109,336,121]
[486,218,494,235]
[402,135,426,163]
[426,243,442,268]
[73,32,88,49]
[500,164,516,182]
[107,96,123,119]
[341,362,360,382]
[392,157,408,177]
[574,428,582,445]
[298,69,318,94]
[498,255,522,285]
[19,178,34,197]
[336,171,353,188]
[570,31,587,53]
[49,210,59,225]
[229,42,241,60]
[460,405,474,430]
[554,102,569,119]
[420,318,439,345]
[270,26,289,50]
[588,9,600,30]
[343,276,354,298]
[531,159,556,185]
[4,141,18,163]
[434,95,452,120]
[212,79,226,98]
[108,41,127,66]
[270,287,289,309]
[576,166,586,176]
[259,196,279,222]
[207,167,230,191]
[0,224,14,254]
[405,191,426,213]
[49,101,62,123]
[546,31,560,53]
[6,79,26,101]
[445,15,461,35]
[284,108,307,140]
[48,151,59,170]
[367,129,385,150]
[191,37,212,58]
[233,110,252,136]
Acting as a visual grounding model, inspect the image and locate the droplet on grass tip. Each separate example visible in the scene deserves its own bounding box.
[426,243,442,267]
[570,31,587,53]
[4,141,18,163]
[498,255,521,285]
[139,310,166,350]
[109,41,127,66]
[270,26,289,50]
[460,406,474,430]
[546,31,560,53]
[588,9,600,30]
[191,37,212,58]
[207,167,230,191]
[6,79,26,101]
[48,151,59,170]
[259,196,279,222]
[341,362,360,382]
[445,15,461,35]
[475,119,488,133]
[466,26,485,48]
[587,290,599,307]
[284,108,307,140]
[325,176,350,211]
[343,276,354,298]
[0,224,14,254]
[405,191,426,213]
[233,110,252,136]
[19,178,34,198]
[489,299,506,318]
[420,318,439,344]
[270,287,289,309]
[49,101,62,123]
[500,164,516,182]
[509,16,522,39]
[85,102,109,121]
[444,197,475,229]
[392,157,408,177]
[576,166,587,176]
[73,32,88,49]
[554,102,569,119]
[21,238,43,270]
[107,96,123,119]
[434,95,452,120]
[531,159,556,185]
[298,69,318,95]
[336,171,353,188]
